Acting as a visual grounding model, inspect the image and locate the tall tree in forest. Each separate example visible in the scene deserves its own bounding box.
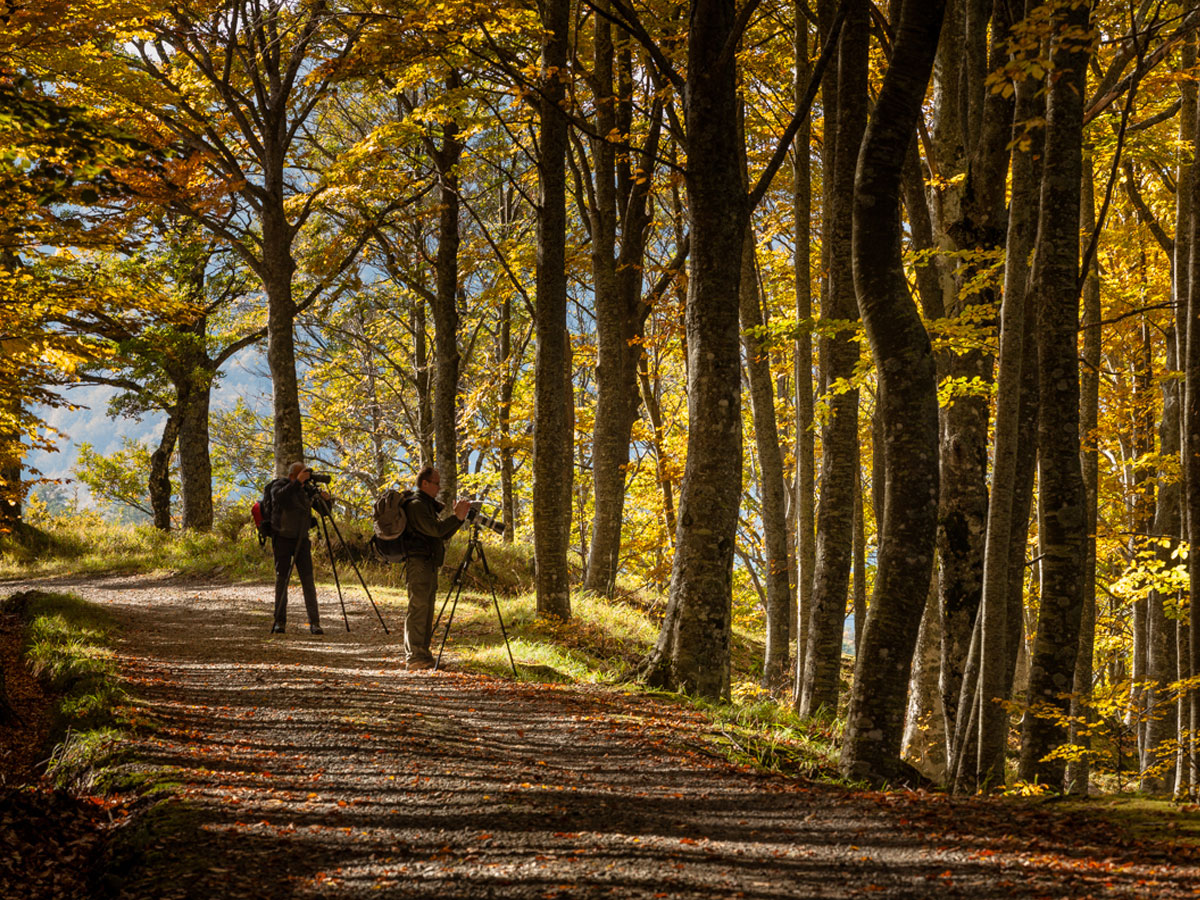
[930,0,1015,762]
[839,0,944,783]
[792,2,816,701]
[99,2,376,474]
[637,0,750,696]
[1018,0,1091,788]
[432,71,465,503]
[580,7,665,596]
[533,0,573,619]
[739,220,792,688]
[801,0,868,717]
[975,0,1043,786]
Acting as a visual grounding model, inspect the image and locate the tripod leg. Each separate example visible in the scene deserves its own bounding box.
[433,576,468,672]
[326,513,389,634]
[319,515,350,632]
[433,541,474,634]
[477,544,518,677]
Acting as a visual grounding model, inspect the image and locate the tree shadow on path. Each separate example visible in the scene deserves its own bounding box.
[17,576,1198,899]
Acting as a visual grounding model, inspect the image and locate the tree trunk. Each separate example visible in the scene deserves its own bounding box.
[902,577,948,783]
[1144,331,1181,793]
[434,74,463,503]
[583,21,662,595]
[176,376,214,531]
[263,192,303,475]
[1066,152,1102,795]
[1018,0,1090,789]
[801,0,868,718]
[149,415,181,530]
[1173,31,1196,796]
[533,0,573,619]
[413,296,435,467]
[739,229,792,689]
[840,0,944,784]
[793,0,816,707]
[640,360,677,546]
[934,0,1014,763]
[499,292,516,542]
[642,0,747,698]
[975,46,1040,787]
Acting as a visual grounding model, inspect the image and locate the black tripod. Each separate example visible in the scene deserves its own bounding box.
[314,500,390,634]
[432,519,516,675]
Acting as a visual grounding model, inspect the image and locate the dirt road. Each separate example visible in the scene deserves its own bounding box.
[14,575,1199,899]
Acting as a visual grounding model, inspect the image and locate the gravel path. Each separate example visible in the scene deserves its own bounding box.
[11,575,1199,899]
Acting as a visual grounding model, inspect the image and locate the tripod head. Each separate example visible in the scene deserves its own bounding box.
[463,485,506,538]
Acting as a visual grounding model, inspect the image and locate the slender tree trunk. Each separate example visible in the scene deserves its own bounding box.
[1144,331,1181,793]
[852,469,865,659]
[1018,0,1090,788]
[434,75,463,503]
[934,0,1014,763]
[1066,152,1102,795]
[583,7,625,593]
[840,0,944,784]
[149,415,181,530]
[263,192,303,474]
[640,360,677,545]
[793,0,816,706]
[739,228,792,688]
[414,296,435,466]
[801,0,868,718]
[583,27,662,596]
[533,0,573,618]
[1174,31,1196,796]
[499,293,516,542]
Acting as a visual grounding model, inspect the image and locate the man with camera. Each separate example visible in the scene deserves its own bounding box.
[403,466,470,668]
[270,461,330,635]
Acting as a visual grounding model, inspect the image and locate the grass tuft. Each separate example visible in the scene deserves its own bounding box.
[3,590,130,790]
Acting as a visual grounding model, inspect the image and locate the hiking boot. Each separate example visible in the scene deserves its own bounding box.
[271,622,286,634]
[406,657,434,670]
[310,624,324,635]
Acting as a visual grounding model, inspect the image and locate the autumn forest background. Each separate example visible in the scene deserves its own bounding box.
[3,0,1200,801]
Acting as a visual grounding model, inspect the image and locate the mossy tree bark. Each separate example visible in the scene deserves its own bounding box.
[533,0,573,619]
[1018,0,1091,789]
[839,0,944,784]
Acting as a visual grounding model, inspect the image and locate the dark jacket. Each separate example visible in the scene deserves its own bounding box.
[271,478,315,540]
[404,491,463,567]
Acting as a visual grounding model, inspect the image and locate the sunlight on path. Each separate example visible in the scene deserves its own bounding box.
[13,576,1197,899]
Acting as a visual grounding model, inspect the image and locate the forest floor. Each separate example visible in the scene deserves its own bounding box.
[2,574,1200,899]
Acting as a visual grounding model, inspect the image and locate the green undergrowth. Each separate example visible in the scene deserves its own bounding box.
[3,590,132,790]
[1051,796,1200,848]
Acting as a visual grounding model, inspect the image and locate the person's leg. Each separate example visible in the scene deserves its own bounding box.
[404,558,436,664]
[294,537,321,629]
[272,536,295,629]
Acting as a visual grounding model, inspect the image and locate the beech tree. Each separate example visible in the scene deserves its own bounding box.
[839,0,944,784]
[1018,0,1091,788]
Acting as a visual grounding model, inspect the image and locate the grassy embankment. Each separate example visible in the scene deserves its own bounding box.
[2,588,131,790]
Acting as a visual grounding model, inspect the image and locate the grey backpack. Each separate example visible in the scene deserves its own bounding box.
[372,488,414,540]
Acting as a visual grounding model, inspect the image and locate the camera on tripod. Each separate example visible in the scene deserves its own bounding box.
[466,501,505,536]
[303,473,332,516]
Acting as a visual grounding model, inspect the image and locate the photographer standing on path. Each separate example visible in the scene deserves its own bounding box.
[404,466,470,668]
[270,461,330,635]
